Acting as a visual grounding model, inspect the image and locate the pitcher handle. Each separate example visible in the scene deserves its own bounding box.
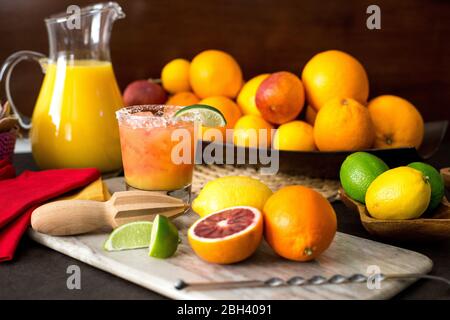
[0,50,47,129]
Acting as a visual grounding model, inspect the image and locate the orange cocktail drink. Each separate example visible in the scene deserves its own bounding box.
[116,105,197,197]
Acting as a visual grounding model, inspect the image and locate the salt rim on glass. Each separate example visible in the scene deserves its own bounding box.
[116,105,200,129]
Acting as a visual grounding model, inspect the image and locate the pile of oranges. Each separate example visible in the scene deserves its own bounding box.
[160,49,425,152]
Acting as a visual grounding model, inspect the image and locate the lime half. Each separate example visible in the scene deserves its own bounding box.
[174,104,226,127]
[104,221,153,251]
[148,215,179,259]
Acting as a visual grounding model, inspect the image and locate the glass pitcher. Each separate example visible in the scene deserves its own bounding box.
[0,2,125,173]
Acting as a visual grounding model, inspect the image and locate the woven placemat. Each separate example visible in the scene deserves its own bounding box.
[192,165,340,201]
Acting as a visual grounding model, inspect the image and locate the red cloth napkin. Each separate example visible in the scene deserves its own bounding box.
[0,159,100,262]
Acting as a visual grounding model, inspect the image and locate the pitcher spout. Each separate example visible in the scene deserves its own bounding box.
[45,2,125,24]
[106,2,126,20]
[44,2,125,62]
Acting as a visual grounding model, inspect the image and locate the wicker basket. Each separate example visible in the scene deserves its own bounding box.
[192,164,340,200]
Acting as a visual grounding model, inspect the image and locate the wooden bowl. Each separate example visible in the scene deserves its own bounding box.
[339,187,450,242]
[441,167,450,189]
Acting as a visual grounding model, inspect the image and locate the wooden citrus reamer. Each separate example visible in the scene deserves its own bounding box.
[31,191,189,236]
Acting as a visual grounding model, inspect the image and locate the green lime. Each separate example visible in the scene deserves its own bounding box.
[148,215,179,259]
[408,162,444,211]
[104,221,153,251]
[174,104,227,127]
[340,152,389,203]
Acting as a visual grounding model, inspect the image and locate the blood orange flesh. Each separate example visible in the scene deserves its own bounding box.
[192,208,256,239]
[188,206,263,264]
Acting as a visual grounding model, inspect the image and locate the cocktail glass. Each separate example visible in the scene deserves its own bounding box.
[116,105,198,202]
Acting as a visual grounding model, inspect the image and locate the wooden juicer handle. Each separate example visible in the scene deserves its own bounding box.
[31,191,188,236]
[31,200,112,236]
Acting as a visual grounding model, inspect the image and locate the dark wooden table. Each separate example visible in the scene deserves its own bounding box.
[1,146,449,300]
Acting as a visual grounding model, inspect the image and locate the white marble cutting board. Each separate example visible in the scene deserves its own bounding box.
[28,178,433,300]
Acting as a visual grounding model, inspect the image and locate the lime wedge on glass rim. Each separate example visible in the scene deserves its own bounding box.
[104,221,153,251]
[174,104,227,127]
[148,215,180,259]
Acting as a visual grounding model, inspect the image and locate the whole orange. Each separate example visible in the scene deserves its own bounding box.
[255,71,305,125]
[313,98,375,151]
[199,96,242,142]
[273,120,316,151]
[166,91,200,106]
[302,50,369,110]
[263,185,337,261]
[233,115,274,148]
[190,50,243,99]
[199,96,242,129]
[305,105,317,126]
[367,95,424,149]
[161,58,191,94]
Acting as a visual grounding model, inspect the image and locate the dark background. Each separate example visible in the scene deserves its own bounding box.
[0,0,449,140]
[1,1,450,300]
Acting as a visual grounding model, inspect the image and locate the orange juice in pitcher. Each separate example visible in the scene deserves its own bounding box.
[31,60,123,171]
[0,3,126,172]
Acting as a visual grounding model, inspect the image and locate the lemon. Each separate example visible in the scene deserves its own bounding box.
[365,167,431,220]
[273,120,316,151]
[233,115,274,148]
[161,58,191,94]
[192,176,273,217]
[237,74,270,116]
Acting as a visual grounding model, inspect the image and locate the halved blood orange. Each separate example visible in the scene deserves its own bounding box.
[188,206,263,264]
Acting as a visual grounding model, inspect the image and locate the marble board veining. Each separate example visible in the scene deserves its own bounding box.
[28,177,433,299]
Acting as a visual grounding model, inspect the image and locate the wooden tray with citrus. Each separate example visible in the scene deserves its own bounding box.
[339,150,450,241]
